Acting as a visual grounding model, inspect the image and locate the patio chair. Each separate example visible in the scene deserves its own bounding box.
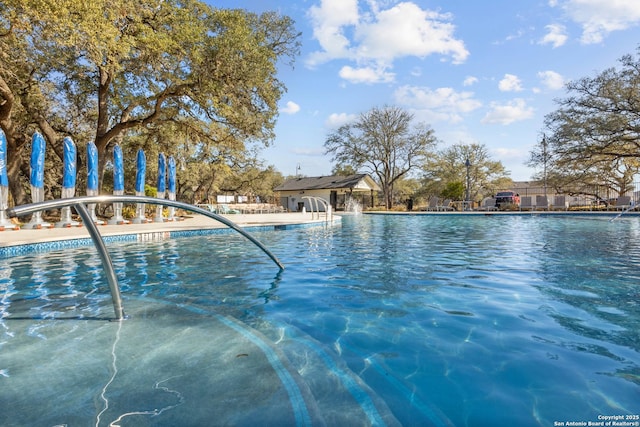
[423,197,439,211]
[612,196,632,211]
[535,195,549,211]
[552,195,567,211]
[519,196,534,211]
[218,204,240,214]
[438,199,454,211]
[477,197,497,211]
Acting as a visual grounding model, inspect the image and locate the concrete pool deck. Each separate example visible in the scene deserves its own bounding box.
[0,211,337,248]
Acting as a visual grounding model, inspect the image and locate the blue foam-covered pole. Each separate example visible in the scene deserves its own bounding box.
[133,149,148,223]
[87,142,99,192]
[0,129,17,229]
[113,145,124,192]
[26,132,50,228]
[0,129,8,189]
[167,156,177,220]
[155,152,166,222]
[85,142,102,224]
[30,132,45,190]
[109,145,126,224]
[62,137,77,190]
[135,149,146,194]
[168,156,176,194]
[157,153,166,194]
[57,137,79,227]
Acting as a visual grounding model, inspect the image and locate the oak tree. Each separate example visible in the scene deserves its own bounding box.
[421,143,511,203]
[530,47,640,197]
[325,105,437,209]
[0,0,300,204]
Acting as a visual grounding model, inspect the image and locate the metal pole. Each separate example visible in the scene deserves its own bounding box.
[465,158,471,208]
[74,203,125,321]
[542,135,548,200]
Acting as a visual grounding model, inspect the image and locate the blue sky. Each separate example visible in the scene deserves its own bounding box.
[211,0,640,181]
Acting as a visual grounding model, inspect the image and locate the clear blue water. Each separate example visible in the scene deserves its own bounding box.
[1,214,640,426]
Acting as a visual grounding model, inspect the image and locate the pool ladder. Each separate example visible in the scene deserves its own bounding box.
[8,195,284,321]
[301,196,332,222]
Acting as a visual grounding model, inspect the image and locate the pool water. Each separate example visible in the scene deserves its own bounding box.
[1,214,639,426]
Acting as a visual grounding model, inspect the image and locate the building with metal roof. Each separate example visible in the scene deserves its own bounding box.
[275,174,380,212]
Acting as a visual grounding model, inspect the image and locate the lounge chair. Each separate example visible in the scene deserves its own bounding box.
[477,197,497,211]
[612,196,632,211]
[218,204,239,214]
[535,195,549,211]
[519,196,534,211]
[438,199,454,211]
[424,197,439,211]
[552,196,567,211]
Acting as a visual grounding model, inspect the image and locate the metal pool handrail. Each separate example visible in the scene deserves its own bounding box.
[7,195,285,320]
[610,203,638,222]
[301,196,332,222]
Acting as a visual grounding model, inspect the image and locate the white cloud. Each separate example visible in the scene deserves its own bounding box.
[498,74,524,92]
[481,99,535,125]
[463,76,478,86]
[306,0,359,66]
[394,85,482,123]
[553,0,640,44]
[339,65,395,84]
[306,1,468,83]
[537,70,565,90]
[539,24,568,48]
[280,101,301,115]
[355,3,469,64]
[325,112,357,129]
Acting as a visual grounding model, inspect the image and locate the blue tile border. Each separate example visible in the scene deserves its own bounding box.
[0,220,338,259]
[0,234,138,258]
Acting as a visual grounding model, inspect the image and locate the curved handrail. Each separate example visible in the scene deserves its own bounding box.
[8,196,284,320]
[301,196,331,222]
[8,195,284,270]
[610,202,638,222]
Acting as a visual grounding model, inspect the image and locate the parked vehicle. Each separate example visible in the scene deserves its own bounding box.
[495,191,520,209]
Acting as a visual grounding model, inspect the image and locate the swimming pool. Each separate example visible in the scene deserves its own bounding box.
[1,214,639,426]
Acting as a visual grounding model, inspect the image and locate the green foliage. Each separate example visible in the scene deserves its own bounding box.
[144,184,157,198]
[121,205,137,219]
[421,143,510,202]
[0,0,301,204]
[441,181,464,200]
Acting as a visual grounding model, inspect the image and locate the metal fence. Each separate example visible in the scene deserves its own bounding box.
[510,182,640,210]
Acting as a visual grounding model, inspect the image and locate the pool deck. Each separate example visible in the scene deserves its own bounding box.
[0,212,337,248]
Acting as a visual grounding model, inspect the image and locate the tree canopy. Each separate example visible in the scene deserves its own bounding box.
[530,47,640,196]
[0,0,300,205]
[421,143,511,203]
[324,105,437,209]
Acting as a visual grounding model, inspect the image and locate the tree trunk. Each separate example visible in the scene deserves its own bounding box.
[6,141,28,206]
[385,183,393,210]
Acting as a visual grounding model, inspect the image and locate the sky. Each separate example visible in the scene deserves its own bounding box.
[210,0,640,181]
